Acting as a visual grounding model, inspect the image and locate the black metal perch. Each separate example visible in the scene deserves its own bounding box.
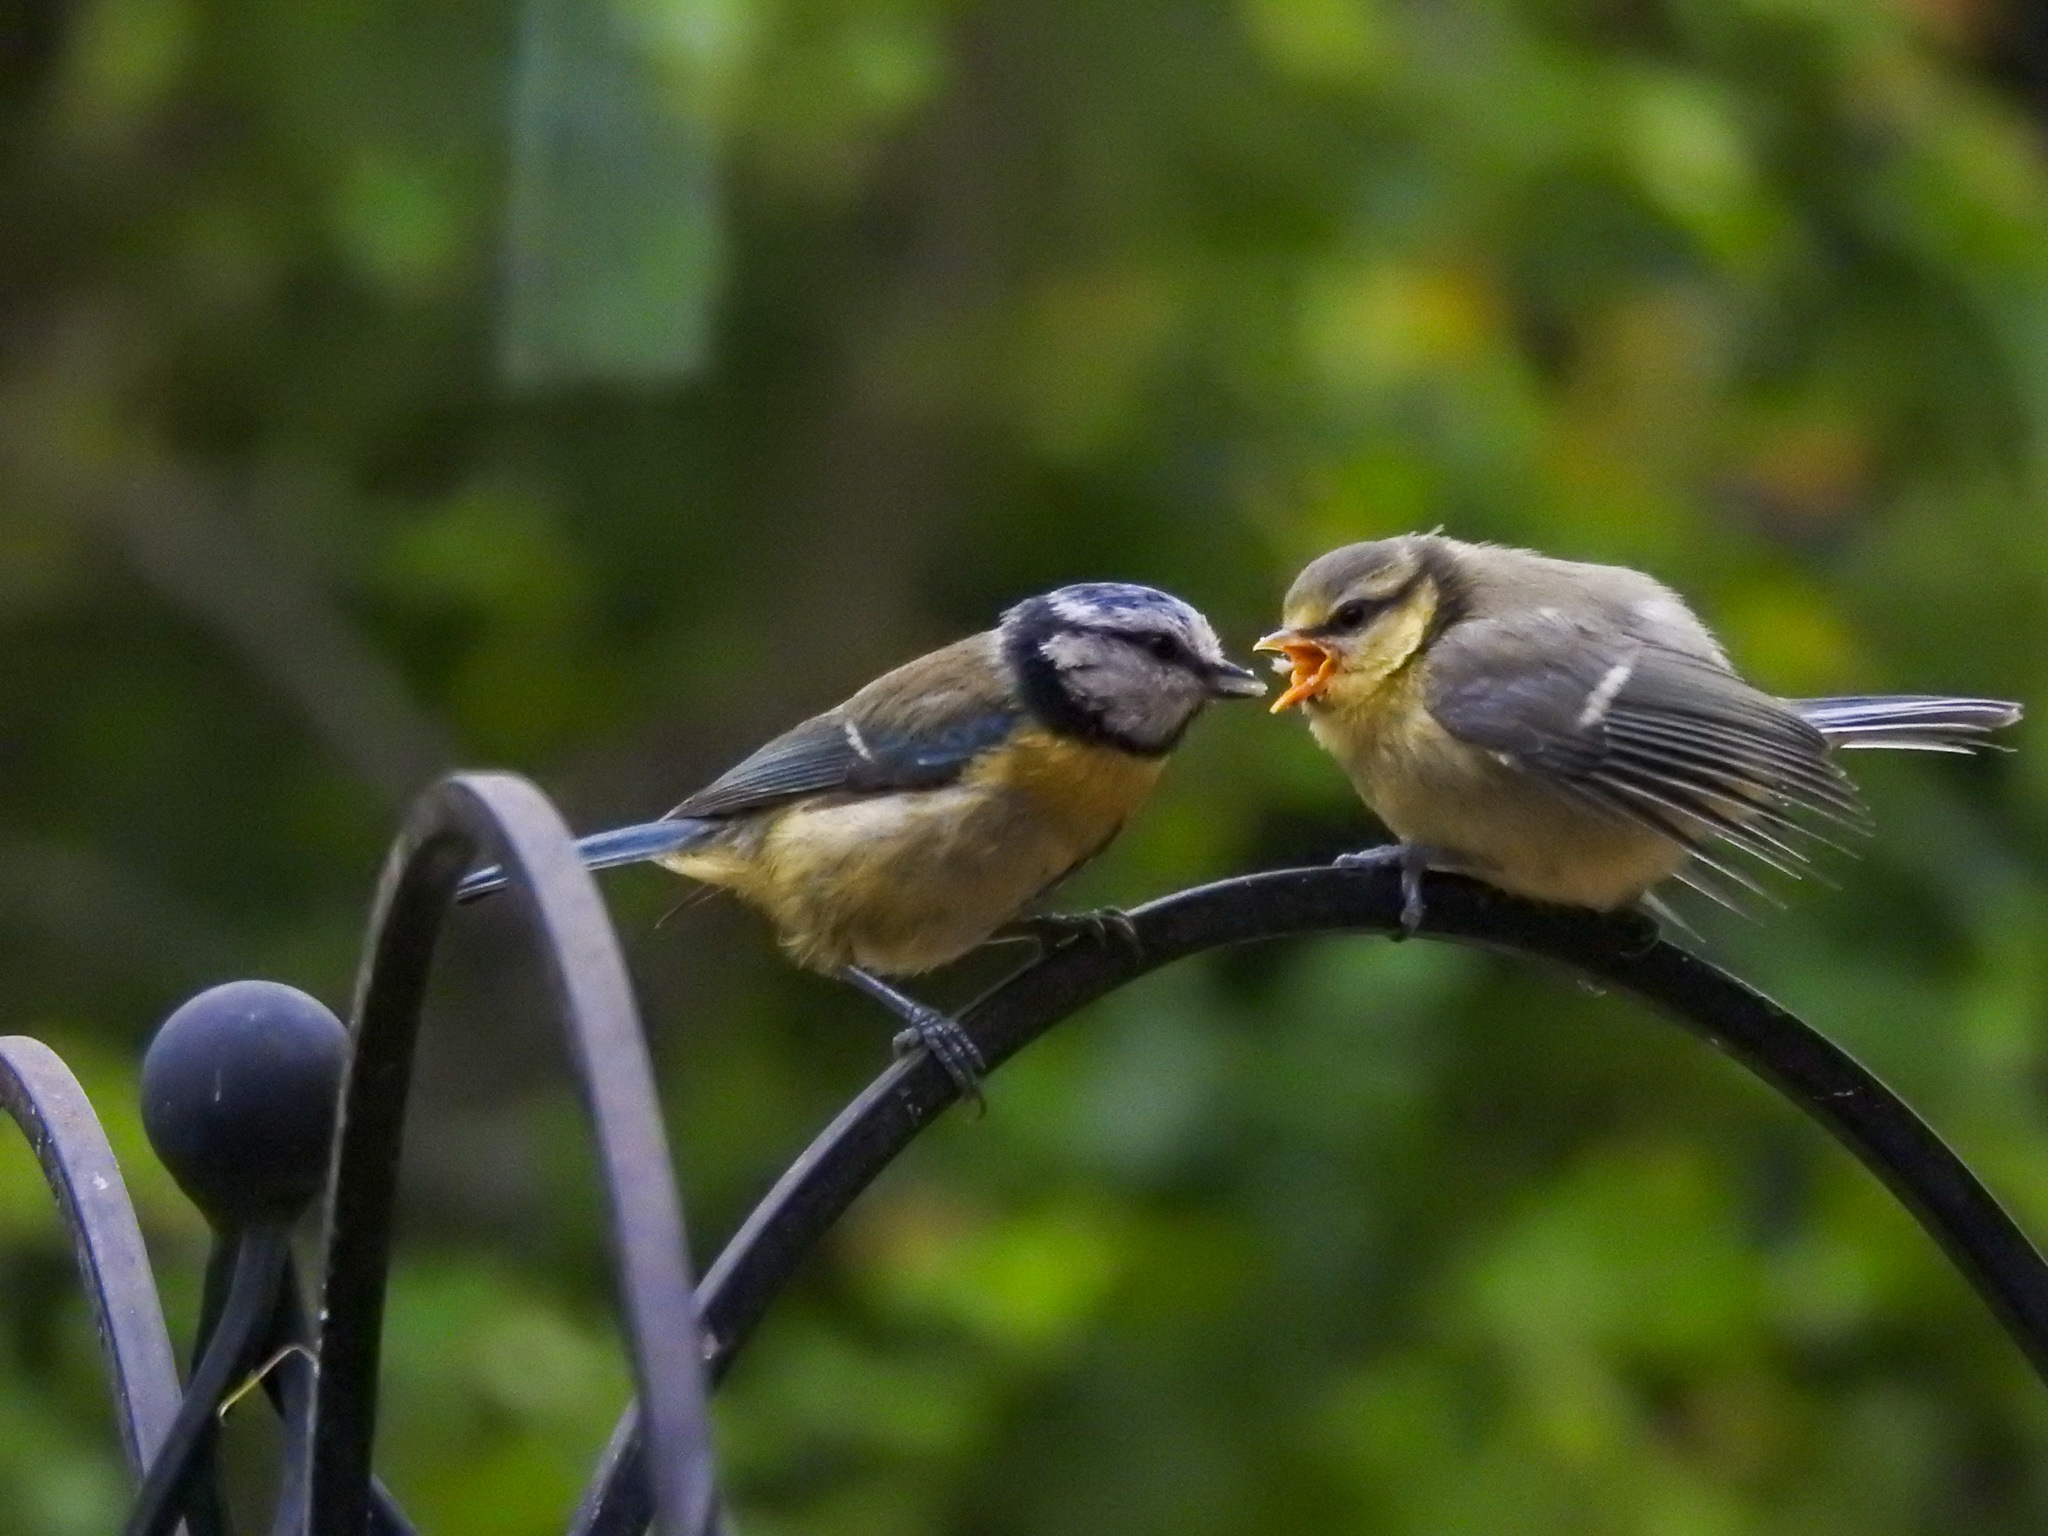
[2,771,2044,1536]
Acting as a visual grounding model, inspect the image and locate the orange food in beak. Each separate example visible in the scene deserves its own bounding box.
[1254,631,1337,712]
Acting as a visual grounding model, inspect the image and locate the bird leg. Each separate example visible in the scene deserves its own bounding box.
[1631,893,1693,948]
[1333,843,1436,937]
[990,909,1143,960]
[839,967,987,1107]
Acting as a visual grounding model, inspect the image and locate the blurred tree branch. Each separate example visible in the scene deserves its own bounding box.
[0,308,456,806]
[101,470,457,805]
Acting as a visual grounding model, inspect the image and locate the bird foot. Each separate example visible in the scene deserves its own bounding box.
[1627,896,1685,951]
[1334,844,1433,937]
[888,1011,987,1111]
[999,908,1142,959]
[841,966,987,1108]
[1332,846,1401,871]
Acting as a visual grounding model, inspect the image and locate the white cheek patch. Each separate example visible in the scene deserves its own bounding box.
[1039,629,1204,749]
[1039,631,1097,673]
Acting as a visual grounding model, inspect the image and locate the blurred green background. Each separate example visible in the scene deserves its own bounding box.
[4,0,2048,1529]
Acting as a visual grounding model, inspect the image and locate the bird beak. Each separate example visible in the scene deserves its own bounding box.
[1254,629,1337,713]
[1205,660,1268,699]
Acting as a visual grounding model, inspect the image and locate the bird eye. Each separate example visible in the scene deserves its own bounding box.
[1331,599,1376,630]
[1144,633,1181,662]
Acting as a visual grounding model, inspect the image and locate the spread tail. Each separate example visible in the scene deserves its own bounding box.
[1790,695,2023,754]
[455,818,714,903]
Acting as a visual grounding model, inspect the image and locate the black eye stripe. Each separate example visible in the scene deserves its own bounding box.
[1325,599,1377,632]
[1321,579,1414,633]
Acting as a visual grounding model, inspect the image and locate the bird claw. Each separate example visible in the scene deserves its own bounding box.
[1398,877,1426,937]
[1618,900,1673,954]
[1397,846,1435,936]
[1333,845,1430,937]
[1004,909,1143,959]
[844,966,986,1111]
[889,1010,987,1112]
[1332,846,1400,872]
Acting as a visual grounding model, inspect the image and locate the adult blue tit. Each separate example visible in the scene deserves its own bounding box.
[461,582,1264,1094]
[1257,534,2021,930]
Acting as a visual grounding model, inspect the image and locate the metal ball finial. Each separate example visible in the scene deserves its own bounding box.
[141,980,347,1228]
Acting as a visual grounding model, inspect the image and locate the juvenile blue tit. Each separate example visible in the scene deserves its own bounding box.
[461,583,1264,1092]
[1257,534,2022,930]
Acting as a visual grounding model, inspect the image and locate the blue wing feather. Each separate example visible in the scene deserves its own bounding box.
[671,632,1020,818]
[455,819,714,903]
[1789,695,2020,750]
[460,631,1021,903]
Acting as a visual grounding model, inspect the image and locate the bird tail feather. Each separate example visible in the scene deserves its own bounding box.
[455,818,716,904]
[1789,695,2023,754]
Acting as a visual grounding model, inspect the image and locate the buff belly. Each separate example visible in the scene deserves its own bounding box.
[660,733,1164,975]
[1308,683,1687,911]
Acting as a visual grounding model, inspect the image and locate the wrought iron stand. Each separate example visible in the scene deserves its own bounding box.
[5,771,2045,1536]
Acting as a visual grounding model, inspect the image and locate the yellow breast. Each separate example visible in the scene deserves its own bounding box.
[1306,659,1687,910]
[1305,657,1432,789]
[664,728,1166,976]
[966,728,1166,838]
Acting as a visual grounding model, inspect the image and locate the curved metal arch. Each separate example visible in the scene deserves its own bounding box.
[302,773,717,1536]
[0,1036,184,1481]
[124,1225,291,1536]
[571,855,2048,1536]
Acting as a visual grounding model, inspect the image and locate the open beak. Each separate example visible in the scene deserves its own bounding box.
[1205,659,1268,699]
[1254,630,1337,712]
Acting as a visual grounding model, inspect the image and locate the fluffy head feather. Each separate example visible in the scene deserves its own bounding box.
[1259,537,1466,712]
[1001,582,1263,755]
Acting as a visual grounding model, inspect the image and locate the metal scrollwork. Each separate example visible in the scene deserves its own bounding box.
[2,773,2042,1536]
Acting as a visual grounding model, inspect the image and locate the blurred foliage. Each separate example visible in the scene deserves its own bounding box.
[3,0,2048,1529]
